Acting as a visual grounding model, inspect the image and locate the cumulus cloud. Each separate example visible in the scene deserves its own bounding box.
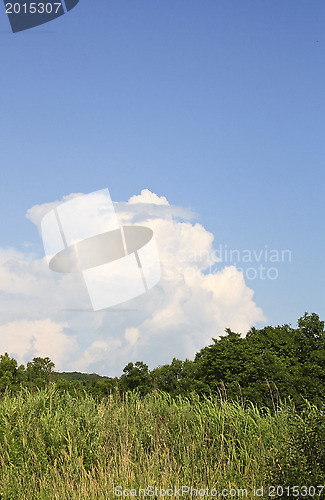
[0,188,265,376]
[115,189,195,224]
[128,189,169,206]
[69,338,123,373]
[125,327,140,345]
[26,192,83,233]
[0,319,78,370]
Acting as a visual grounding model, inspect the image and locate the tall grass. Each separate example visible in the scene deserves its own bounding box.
[0,387,323,499]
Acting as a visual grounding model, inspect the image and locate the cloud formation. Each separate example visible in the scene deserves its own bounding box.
[0,189,265,375]
[0,319,77,368]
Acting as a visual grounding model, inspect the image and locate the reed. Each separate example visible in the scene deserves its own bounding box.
[0,387,323,499]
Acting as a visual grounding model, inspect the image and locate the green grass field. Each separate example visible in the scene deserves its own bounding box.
[0,388,324,499]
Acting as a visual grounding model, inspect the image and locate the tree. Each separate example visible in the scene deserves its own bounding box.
[151,358,183,396]
[26,357,55,387]
[295,313,325,405]
[194,329,255,399]
[193,314,325,408]
[0,353,25,392]
[297,312,325,362]
[298,312,325,340]
[119,361,153,395]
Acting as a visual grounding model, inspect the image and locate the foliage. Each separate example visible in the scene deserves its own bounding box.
[0,312,324,409]
[269,401,325,485]
[0,313,323,497]
[0,389,324,498]
[119,361,153,395]
[193,313,325,409]
[0,353,25,393]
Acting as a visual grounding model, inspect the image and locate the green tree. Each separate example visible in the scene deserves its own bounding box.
[295,313,325,405]
[194,329,257,400]
[151,358,183,396]
[119,361,153,395]
[0,353,25,392]
[26,357,55,388]
[193,314,325,408]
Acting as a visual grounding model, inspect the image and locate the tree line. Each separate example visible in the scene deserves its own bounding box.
[0,312,324,409]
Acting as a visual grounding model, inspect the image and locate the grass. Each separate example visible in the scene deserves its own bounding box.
[0,387,323,499]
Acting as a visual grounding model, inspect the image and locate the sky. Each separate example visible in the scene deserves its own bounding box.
[0,0,324,376]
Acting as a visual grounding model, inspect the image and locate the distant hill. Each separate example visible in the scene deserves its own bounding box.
[55,372,107,382]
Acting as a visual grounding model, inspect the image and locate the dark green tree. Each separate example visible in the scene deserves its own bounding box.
[26,357,55,388]
[193,314,325,408]
[119,361,153,395]
[0,353,25,392]
[295,313,325,405]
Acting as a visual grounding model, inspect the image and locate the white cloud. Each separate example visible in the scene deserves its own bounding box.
[0,319,78,370]
[69,338,123,373]
[0,188,265,376]
[125,327,139,345]
[128,189,169,206]
[26,192,83,233]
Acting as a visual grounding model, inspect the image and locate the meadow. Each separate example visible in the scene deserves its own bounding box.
[0,388,324,499]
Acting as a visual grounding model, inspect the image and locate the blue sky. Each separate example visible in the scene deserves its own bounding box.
[0,1,324,374]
